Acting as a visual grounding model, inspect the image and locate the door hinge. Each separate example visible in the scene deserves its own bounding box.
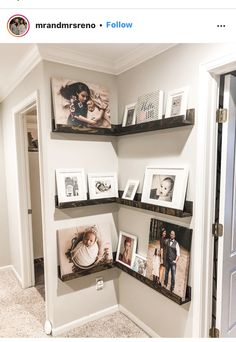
[216,108,227,123]
[212,223,223,237]
[209,327,220,338]
[28,209,32,214]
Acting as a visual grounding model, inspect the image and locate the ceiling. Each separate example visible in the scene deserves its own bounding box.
[0,43,175,102]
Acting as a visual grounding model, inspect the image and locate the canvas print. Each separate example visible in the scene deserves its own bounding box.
[51,77,112,130]
[165,86,189,118]
[56,169,87,203]
[146,218,192,300]
[136,90,163,124]
[141,166,188,210]
[116,231,137,268]
[88,173,118,199]
[122,103,136,127]
[132,254,147,276]
[122,180,139,200]
[57,223,113,280]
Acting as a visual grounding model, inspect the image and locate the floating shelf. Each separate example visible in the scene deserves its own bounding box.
[55,193,193,218]
[115,261,191,305]
[52,109,195,136]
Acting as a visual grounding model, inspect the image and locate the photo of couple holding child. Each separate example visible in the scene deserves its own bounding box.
[52,78,111,130]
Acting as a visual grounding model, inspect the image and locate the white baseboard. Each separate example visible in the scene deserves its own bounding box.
[0,265,12,271]
[52,304,119,336]
[10,265,23,286]
[119,304,160,338]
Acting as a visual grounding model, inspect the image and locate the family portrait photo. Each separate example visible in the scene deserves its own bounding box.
[132,254,147,276]
[56,169,87,203]
[146,218,192,300]
[141,166,188,210]
[57,223,113,280]
[8,15,29,37]
[116,231,137,268]
[51,77,112,130]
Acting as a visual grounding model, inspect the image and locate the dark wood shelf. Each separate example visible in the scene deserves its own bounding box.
[115,261,191,305]
[55,193,193,218]
[52,109,195,136]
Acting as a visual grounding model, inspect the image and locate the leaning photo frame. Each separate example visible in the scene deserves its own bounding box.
[122,179,139,200]
[141,166,189,210]
[56,168,87,203]
[116,231,138,269]
[165,86,189,118]
[122,103,136,127]
[88,173,118,200]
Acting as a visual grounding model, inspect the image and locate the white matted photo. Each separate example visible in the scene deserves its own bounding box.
[141,166,188,210]
[116,231,137,268]
[56,168,87,203]
[122,103,136,127]
[165,86,189,118]
[122,179,139,200]
[88,173,118,199]
[136,90,164,124]
[132,254,147,276]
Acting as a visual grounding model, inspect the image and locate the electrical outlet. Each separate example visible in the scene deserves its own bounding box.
[96,277,104,290]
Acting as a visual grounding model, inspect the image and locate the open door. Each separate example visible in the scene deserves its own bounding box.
[215,74,236,337]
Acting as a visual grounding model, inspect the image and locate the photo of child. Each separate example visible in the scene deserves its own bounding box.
[150,174,175,202]
[116,231,137,268]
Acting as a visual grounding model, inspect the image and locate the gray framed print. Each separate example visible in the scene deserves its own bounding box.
[56,168,87,203]
[122,103,136,127]
[165,86,189,118]
[136,90,164,124]
[88,173,118,199]
[141,166,188,210]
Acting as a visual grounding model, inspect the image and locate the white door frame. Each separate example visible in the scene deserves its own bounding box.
[13,91,41,289]
[196,51,236,337]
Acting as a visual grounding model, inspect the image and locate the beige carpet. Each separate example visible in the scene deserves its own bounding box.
[0,268,149,338]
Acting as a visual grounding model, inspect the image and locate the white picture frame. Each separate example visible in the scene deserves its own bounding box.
[165,86,189,118]
[132,254,147,276]
[116,231,137,268]
[122,103,136,127]
[122,179,139,200]
[141,166,188,210]
[88,173,118,199]
[136,90,164,123]
[56,168,87,203]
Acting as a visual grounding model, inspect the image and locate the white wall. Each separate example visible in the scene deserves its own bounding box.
[116,43,231,337]
[0,106,10,267]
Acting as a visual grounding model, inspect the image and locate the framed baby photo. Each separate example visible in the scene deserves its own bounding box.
[57,222,113,280]
[56,168,87,204]
[122,103,136,127]
[136,90,164,124]
[132,254,147,277]
[141,166,188,210]
[116,231,137,268]
[51,77,112,132]
[88,173,118,199]
[122,179,139,200]
[165,86,189,118]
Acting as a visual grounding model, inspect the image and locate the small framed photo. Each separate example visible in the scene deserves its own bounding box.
[88,173,118,199]
[141,166,188,210]
[132,254,147,276]
[56,169,87,203]
[136,90,164,124]
[165,86,189,118]
[122,180,139,200]
[116,231,137,268]
[122,103,136,127]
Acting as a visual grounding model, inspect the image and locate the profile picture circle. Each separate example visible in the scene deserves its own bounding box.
[7,14,30,37]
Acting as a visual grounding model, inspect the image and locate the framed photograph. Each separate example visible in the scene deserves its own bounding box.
[57,222,113,280]
[165,86,189,118]
[116,231,137,268]
[88,173,118,199]
[51,77,112,131]
[122,179,139,200]
[132,254,147,276]
[146,218,192,300]
[136,90,163,124]
[122,103,136,127]
[141,166,188,210]
[56,168,87,203]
